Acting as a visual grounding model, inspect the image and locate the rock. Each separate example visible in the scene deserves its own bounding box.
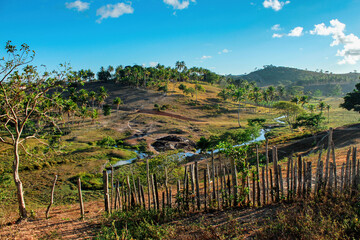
[152,135,196,152]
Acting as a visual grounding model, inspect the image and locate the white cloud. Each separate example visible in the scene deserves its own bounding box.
[272,33,284,38]
[149,62,159,67]
[271,24,282,31]
[310,19,360,65]
[218,49,232,54]
[201,55,212,60]
[288,27,303,37]
[65,0,90,12]
[96,3,134,23]
[263,0,290,11]
[163,0,196,10]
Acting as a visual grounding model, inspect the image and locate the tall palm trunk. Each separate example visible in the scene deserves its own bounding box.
[13,139,27,219]
[237,102,241,128]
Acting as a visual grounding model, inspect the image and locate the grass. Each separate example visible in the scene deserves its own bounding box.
[256,193,360,240]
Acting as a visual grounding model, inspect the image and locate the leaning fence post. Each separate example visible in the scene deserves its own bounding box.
[46,174,58,219]
[204,169,207,211]
[273,147,280,202]
[194,161,200,210]
[146,159,151,210]
[256,145,261,207]
[110,165,114,212]
[324,128,333,189]
[265,138,269,204]
[78,178,85,219]
[278,165,284,200]
[306,162,312,196]
[103,170,110,214]
[331,142,337,190]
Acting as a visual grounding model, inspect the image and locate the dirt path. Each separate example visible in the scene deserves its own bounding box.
[0,201,104,240]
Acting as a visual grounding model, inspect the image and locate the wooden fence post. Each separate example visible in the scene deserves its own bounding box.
[256,145,261,207]
[297,156,302,197]
[204,169,207,211]
[262,167,266,205]
[265,138,269,204]
[306,162,312,196]
[103,170,110,214]
[211,150,216,201]
[324,128,333,189]
[287,158,290,200]
[331,142,337,190]
[278,165,284,200]
[110,165,114,212]
[78,178,85,219]
[146,159,151,210]
[273,147,280,202]
[154,174,160,211]
[270,168,274,202]
[46,174,58,219]
[195,161,201,210]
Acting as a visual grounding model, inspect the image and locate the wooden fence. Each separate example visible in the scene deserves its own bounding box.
[99,130,360,214]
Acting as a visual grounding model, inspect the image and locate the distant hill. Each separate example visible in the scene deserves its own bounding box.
[230,65,359,86]
[229,65,360,95]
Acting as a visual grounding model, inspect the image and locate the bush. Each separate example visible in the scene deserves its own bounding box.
[103,104,111,116]
[97,136,116,147]
[256,194,360,239]
[69,172,103,190]
[96,207,176,240]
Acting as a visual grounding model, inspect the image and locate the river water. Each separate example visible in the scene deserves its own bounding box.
[112,128,269,167]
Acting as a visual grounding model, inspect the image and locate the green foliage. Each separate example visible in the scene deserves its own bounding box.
[69,172,103,190]
[293,113,325,131]
[102,104,111,116]
[256,194,360,240]
[96,136,116,147]
[274,101,304,128]
[340,83,360,113]
[96,207,176,240]
[248,118,266,127]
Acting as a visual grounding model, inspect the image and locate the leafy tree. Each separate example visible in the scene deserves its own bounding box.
[89,91,96,108]
[318,101,326,113]
[103,104,111,116]
[293,113,325,130]
[0,41,67,220]
[113,97,123,113]
[340,83,360,113]
[273,101,303,129]
[90,108,99,124]
[97,67,111,82]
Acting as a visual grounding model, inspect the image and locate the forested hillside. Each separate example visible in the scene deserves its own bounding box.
[230,65,360,96]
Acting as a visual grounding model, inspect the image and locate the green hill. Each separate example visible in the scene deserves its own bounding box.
[230,65,360,96]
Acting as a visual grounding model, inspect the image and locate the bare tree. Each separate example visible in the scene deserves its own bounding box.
[0,41,68,220]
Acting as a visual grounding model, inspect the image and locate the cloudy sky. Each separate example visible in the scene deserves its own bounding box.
[1,0,360,75]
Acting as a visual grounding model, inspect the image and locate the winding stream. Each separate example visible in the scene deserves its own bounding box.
[112,116,285,167]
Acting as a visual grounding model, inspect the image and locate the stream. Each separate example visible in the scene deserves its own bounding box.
[112,128,269,168]
[112,116,286,168]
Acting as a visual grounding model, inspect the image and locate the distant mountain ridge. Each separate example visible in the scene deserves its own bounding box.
[230,65,360,87]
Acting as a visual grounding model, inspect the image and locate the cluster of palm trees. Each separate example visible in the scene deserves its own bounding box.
[57,86,116,124]
[93,61,221,93]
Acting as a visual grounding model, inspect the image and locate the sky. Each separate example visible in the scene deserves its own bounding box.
[1,0,360,75]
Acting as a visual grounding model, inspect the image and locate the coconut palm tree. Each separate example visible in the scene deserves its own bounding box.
[89,91,96,108]
[233,88,246,128]
[326,104,331,123]
[113,97,123,114]
[318,101,326,113]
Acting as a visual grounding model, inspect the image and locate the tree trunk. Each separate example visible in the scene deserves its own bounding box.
[13,141,27,220]
[237,102,241,128]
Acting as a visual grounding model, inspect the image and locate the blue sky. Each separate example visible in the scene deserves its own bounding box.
[1,0,360,75]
